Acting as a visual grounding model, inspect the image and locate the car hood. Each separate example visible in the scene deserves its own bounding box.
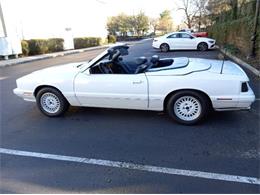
[16,62,85,88]
[31,62,84,76]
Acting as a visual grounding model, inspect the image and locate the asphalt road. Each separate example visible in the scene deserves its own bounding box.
[0,39,259,193]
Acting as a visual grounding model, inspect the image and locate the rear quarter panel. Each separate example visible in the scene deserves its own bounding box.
[146,71,242,110]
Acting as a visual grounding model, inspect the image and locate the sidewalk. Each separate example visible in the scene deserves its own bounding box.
[0,45,110,68]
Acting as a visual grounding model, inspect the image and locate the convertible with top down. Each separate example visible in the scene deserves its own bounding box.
[13,44,255,125]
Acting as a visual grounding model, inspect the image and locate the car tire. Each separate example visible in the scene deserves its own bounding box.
[36,87,69,117]
[166,91,209,125]
[197,42,208,51]
[160,43,170,52]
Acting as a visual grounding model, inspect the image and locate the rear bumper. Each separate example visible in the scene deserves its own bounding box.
[13,88,36,102]
[212,86,255,111]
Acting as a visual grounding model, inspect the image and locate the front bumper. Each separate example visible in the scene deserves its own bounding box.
[13,88,36,102]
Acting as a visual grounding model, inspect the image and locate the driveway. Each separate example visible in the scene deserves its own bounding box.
[0,39,259,193]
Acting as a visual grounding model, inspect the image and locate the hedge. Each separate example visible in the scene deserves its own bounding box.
[21,37,103,56]
[208,16,260,56]
[26,39,48,55]
[47,38,64,52]
[21,40,29,56]
[74,37,102,49]
[107,35,116,43]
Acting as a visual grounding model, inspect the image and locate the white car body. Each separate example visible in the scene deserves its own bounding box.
[152,32,215,50]
[14,45,255,118]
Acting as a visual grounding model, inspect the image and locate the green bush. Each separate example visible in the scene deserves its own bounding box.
[47,38,64,52]
[74,37,102,49]
[27,39,48,55]
[107,35,116,43]
[21,40,29,56]
[223,44,240,55]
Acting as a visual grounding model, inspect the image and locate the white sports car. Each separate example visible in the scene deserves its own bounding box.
[152,32,216,52]
[14,44,255,125]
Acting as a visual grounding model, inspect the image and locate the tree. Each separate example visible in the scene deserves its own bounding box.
[158,10,173,33]
[150,18,159,35]
[106,12,150,37]
[194,0,208,31]
[132,11,150,36]
[178,0,198,29]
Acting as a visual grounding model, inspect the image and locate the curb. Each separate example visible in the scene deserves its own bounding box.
[219,47,260,77]
[0,45,110,68]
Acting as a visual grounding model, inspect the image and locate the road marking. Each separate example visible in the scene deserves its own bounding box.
[0,76,8,80]
[255,98,260,101]
[0,148,259,185]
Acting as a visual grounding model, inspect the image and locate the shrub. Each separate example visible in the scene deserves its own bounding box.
[107,35,116,43]
[74,37,102,49]
[47,38,64,52]
[21,40,29,56]
[27,39,48,55]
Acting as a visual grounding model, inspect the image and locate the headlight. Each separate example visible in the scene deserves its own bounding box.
[209,40,215,43]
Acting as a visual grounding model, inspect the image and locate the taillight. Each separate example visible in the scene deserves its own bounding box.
[241,82,248,92]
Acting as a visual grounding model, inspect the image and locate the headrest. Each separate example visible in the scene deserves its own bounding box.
[151,55,159,64]
[118,56,123,61]
[136,56,147,65]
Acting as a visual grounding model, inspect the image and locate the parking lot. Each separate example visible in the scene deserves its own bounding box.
[0,39,259,193]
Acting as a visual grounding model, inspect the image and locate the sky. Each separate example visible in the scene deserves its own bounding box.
[0,0,186,39]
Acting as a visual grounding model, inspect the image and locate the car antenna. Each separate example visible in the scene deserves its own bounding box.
[219,53,226,74]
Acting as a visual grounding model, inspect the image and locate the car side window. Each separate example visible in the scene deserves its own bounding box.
[167,33,179,38]
[180,33,192,38]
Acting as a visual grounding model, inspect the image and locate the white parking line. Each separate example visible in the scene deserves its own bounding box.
[255,98,260,101]
[0,76,8,81]
[0,148,259,185]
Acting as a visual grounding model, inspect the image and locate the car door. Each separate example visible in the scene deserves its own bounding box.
[178,33,197,49]
[166,33,182,50]
[74,69,148,110]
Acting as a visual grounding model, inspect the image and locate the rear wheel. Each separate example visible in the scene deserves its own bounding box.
[160,43,170,52]
[166,91,209,125]
[36,87,69,117]
[197,42,208,51]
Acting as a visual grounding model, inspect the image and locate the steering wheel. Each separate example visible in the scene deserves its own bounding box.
[106,64,113,73]
[100,63,113,74]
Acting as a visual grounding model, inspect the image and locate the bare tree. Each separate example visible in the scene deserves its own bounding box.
[150,18,159,35]
[194,0,208,31]
[178,0,198,29]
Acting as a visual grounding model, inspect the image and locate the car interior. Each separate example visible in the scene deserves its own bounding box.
[89,46,174,74]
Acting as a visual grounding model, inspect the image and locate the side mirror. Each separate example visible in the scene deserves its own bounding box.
[190,36,194,39]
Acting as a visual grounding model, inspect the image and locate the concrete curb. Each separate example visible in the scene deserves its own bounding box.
[219,47,260,77]
[0,45,110,68]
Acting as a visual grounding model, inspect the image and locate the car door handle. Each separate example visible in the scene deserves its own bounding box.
[132,80,143,84]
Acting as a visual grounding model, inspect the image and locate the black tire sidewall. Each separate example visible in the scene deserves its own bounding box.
[160,43,169,52]
[197,42,208,51]
[36,87,69,117]
[166,91,209,125]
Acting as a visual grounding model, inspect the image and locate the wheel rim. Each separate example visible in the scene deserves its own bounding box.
[40,92,61,114]
[199,43,207,51]
[174,96,202,121]
[161,44,168,52]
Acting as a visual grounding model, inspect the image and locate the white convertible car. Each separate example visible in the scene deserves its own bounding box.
[152,32,216,52]
[14,44,255,125]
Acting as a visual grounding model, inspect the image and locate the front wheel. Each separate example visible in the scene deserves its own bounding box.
[166,91,209,125]
[36,87,69,117]
[197,42,208,51]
